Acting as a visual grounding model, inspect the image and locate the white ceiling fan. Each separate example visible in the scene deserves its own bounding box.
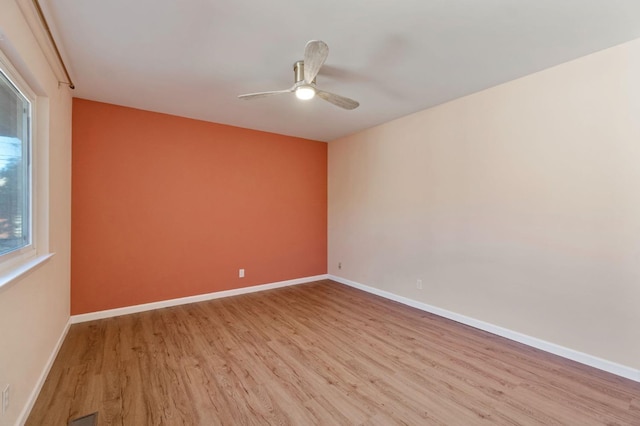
[238,40,359,110]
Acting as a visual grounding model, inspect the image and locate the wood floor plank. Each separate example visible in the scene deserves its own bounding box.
[26,280,640,425]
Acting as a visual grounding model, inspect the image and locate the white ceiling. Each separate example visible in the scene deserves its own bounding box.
[42,0,640,142]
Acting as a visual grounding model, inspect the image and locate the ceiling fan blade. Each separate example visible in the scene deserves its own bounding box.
[315,89,359,110]
[238,87,294,100]
[304,40,329,83]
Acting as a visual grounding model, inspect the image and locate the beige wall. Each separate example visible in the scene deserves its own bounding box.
[329,38,640,370]
[0,1,72,425]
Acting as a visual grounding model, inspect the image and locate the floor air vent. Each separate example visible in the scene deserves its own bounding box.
[68,412,98,426]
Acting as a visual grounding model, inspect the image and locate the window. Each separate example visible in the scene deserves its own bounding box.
[0,46,49,286]
[0,69,31,257]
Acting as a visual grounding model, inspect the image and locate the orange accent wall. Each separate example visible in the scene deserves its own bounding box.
[71,98,327,314]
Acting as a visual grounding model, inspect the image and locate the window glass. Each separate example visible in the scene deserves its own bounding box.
[0,69,31,256]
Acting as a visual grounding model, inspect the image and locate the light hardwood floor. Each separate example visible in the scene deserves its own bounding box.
[27,280,640,425]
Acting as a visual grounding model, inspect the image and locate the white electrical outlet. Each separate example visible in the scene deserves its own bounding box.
[416,279,423,290]
[2,384,9,414]
[239,268,245,278]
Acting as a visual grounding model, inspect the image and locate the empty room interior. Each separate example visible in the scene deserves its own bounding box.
[2,0,640,425]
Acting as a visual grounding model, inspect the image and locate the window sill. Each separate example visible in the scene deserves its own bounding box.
[0,253,55,291]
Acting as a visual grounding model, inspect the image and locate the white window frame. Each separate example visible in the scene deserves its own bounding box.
[0,45,52,288]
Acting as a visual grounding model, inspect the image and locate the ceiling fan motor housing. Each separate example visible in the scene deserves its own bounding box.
[294,60,316,84]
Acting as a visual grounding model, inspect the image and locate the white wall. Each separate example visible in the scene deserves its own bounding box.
[0,1,72,425]
[329,38,640,371]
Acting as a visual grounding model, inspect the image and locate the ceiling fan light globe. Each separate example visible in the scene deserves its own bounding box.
[295,86,315,100]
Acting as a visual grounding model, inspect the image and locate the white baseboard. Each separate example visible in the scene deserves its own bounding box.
[71,274,329,324]
[329,275,640,383]
[18,319,71,426]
